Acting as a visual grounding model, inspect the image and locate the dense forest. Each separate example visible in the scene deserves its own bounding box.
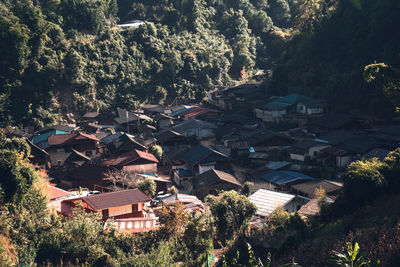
[266,0,400,117]
[0,0,296,128]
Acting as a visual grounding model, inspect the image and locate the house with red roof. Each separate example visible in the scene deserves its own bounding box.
[101,149,159,174]
[180,106,220,121]
[61,189,157,233]
[47,132,100,158]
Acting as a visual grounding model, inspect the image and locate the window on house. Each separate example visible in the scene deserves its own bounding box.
[132,204,138,212]
[102,209,109,218]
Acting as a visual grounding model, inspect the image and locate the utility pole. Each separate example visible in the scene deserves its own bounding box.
[126,110,129,134]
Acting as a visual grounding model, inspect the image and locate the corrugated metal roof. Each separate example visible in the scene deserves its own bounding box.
[249,189,295,217]
[82,189,151,210]
[260,171,315,185]
[32,130,68,144]
[178,144,228,166]
[265,161,291,170]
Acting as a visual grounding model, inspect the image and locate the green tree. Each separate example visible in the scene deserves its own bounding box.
[206,190,257,244]
[241,181,253,196]
[149,144,163,161]
[0,150,35,204]
[343,158,386,203]
[136,178,156,197]
[328,242,373,267]
[364,63,400,111]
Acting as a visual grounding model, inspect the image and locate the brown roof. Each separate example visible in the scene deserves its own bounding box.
[101,149,158,166]
[68,163,112,183]
[291,179,343,198]
[82,188,151,210]
[155,130,184,143]
[193,169,241,189]
[48,132,99,146]
[298,198,321,216]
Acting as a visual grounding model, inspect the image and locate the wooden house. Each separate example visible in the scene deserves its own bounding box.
[47,132,99,158]
[177,144,230,174]
[192,169,241,198]
[61,189,157,233]
[101,149,159,174]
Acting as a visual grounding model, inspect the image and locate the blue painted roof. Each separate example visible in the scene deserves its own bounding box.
[277,93,310,105]
[264,93,310,110]
[32,130,67,144]
[172,107,195,116]
[179,144,228,166]
[265,101,291,110]
[260,171,315,185]
[101,132,123,144]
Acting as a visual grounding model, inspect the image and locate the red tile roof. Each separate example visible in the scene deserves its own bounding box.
[48,185,74,200]
[82,188,151,210]
[48,133,99,146]
[101,149,158,166]
[181,106,220,119]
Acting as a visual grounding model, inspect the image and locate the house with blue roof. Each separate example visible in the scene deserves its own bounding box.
[32,130,68,149]
[255,93,318,123]
[259,171,315,189]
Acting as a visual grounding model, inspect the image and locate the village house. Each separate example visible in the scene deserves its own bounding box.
[207,83,262,110]
[317,147,353,169]
[179,106,221,121]
[255,93,310,122]
[173,119,217,140]
[177,144,230,175]
[32,126,73,149]
[60,163,112,189]
[46,132,99,159]
[47,185,77,214]
[306,113,363,134]
[365,125,400,150]
[244,129,294,151]
[154,113,175,129]
[106,133,147,155]
[297,197,334,216]
[61,189,158,233]
[249,189,309,219]
[291,179,343,199]
[259,170,315,190]
[192,169,242,199]
[154,130,190,152]
[288,140,331,162]
[26,139,50,170]
[101,149,159,174]
[296,99,327,115]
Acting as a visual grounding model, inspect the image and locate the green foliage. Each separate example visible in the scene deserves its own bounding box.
[0,150,35,204]
[241,181,253,196]
[59,0,117,34]
[206,190,257,244]
[136,178,156,197]
[328,242,372,267]
[267,0,400,117]
[364,63,400,112]
[0,0,302,126]
[149,144,163,161]
[183,211,214,264]
[343,158,386,203]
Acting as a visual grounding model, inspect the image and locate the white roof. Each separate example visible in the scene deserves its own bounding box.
[249,189,295,217]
